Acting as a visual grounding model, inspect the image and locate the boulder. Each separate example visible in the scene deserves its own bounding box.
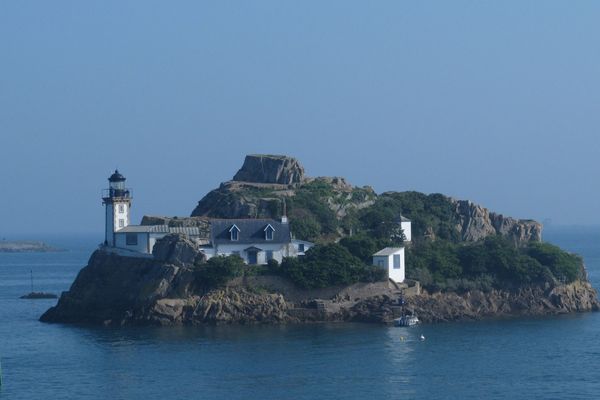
[232,154,305,185]
[152,234,206,266]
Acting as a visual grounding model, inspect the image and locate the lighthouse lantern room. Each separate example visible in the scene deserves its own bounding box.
[102,170,132,246]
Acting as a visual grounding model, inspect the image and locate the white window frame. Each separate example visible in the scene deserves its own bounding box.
[229,225,240,241]
[119,219,125,228]
[264,224,275,241]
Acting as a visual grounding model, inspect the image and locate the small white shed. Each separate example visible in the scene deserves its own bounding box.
[372,247,405,283]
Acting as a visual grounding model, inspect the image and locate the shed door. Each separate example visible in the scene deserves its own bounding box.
[393,254,401,269]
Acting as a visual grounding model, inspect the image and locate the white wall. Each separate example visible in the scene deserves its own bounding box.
[113,201,130,232]
[209,243,293,265]
[115,232,150,254]
[391,248,405,283]
[105,200,131,247]
[401,221,412,242]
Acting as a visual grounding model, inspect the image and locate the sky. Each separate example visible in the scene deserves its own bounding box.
[1,1,599,236]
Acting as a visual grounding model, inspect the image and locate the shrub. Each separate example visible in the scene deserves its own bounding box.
[267,258,280,274]
[339,235,379,263]
[526,242,582,283]
[281,244,382,289]
[194,255,244,288]
[290,211,322,242]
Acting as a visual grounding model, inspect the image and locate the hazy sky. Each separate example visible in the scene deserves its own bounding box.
[1,1,599,236]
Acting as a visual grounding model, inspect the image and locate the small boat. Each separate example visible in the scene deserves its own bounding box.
[20,292,57,299]
[394,315,420,327]
[19,270,57,299]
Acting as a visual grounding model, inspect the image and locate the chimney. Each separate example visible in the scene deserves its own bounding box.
[281,199,288,224]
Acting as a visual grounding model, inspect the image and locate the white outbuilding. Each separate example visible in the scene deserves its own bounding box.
[373,247,405,283]
[398,216,412,242]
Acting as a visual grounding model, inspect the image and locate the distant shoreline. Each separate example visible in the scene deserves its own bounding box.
[0,241,63,253]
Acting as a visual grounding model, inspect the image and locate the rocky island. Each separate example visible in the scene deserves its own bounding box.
[0,240,61,253]
[41,155,599,326]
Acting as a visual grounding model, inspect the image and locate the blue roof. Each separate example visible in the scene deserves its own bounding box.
[210,219,291,245]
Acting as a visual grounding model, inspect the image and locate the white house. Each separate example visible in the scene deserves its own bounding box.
[101,170,313,264]
[198,219,314,264]
[373,247,405,283]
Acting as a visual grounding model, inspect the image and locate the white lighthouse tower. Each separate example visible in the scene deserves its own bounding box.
[102,170,132,247]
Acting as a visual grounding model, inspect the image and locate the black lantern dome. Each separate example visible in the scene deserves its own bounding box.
[108,169,126,182]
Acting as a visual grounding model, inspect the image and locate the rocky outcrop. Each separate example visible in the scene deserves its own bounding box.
[405,281,599,323]
[453,199,542,243]
[40,250,192,325]
[191,181,291,219]
[152,234,206,267]
[191,172,375,221]
[41,248,599,327]
[233,154,306,185]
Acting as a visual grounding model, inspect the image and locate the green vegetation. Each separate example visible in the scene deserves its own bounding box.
[289,186,459,244]
[194,255,245,288]
[288,180,343,240]
[281,244,386,289]
[406,236,583,292]
[197,181,585,292]
[357,192,459,243]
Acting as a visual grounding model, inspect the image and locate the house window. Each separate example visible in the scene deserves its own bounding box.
[118,204,124,213]
[126,233,138,246]
[119,219,125,228]
[377,260,384,267]
[298,243,305,252]
[393,254,401,269]
[266,250,274,261]
[264,225,275,241]
[231,229,238,241]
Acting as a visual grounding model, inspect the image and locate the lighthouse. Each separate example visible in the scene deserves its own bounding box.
[102,170,132,246]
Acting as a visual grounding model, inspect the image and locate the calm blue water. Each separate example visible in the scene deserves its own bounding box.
[1,229,600,399]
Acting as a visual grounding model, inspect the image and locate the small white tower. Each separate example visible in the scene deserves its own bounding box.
[102,170,132,247]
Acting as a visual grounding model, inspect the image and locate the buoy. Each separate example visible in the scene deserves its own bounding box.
[420,334,425,341]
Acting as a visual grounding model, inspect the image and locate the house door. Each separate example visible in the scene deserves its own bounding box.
[248,250,258,265]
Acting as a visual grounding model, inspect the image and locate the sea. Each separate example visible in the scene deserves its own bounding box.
[1,227,600,400]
